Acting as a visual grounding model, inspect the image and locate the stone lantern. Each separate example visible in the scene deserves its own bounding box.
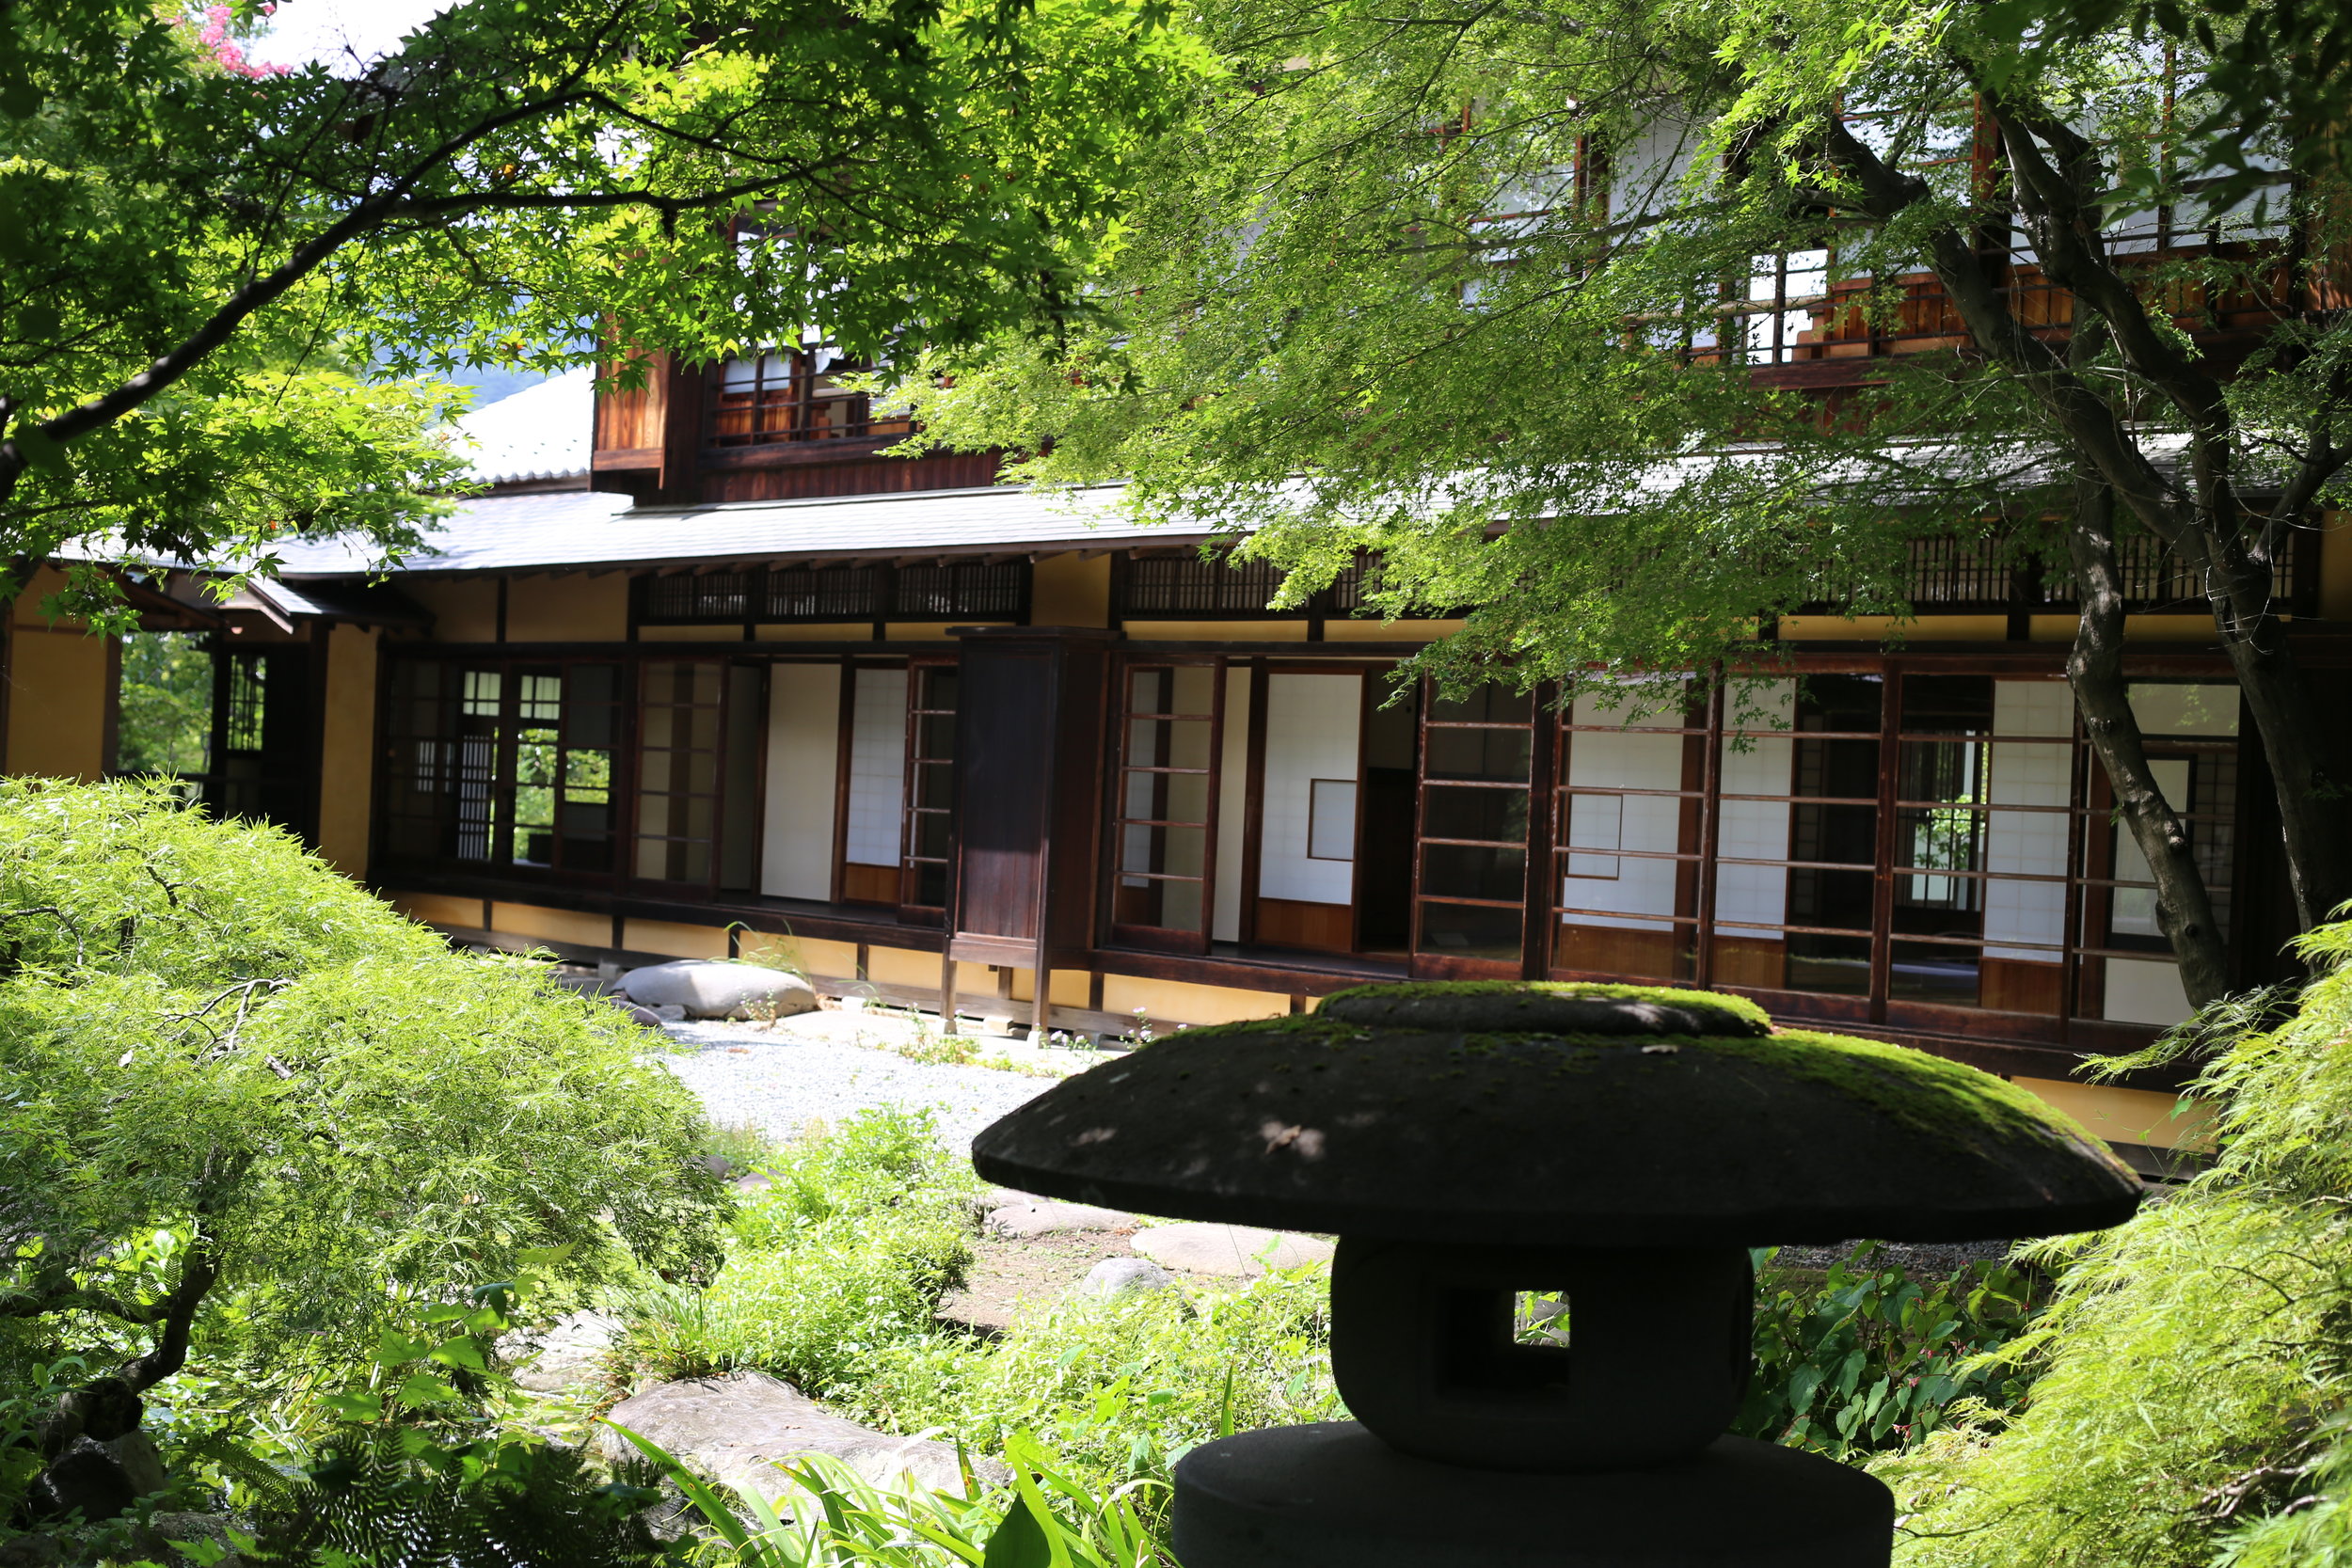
[971,983,2142,1568]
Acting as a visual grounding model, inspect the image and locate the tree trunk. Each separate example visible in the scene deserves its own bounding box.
[2205,536,2352,940]
[2065,476,2233,1008]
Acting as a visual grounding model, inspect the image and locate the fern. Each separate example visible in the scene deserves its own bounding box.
[244,1432,682,1567]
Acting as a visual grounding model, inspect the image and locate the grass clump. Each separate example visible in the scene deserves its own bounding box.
[1879,919,2352,1565]
[853,1268,1340,1486]
[621,1107,980,1401]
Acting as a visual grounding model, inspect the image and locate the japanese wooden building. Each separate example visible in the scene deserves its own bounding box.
[8,281,2350,1172]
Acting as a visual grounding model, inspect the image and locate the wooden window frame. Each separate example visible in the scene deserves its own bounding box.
[1409,676,1547,979]
[899,657,959,926]
[1531,662,2249,1046]
[1104,656,1228,957]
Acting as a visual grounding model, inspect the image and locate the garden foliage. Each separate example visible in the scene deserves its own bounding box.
[1740,1251,2039,1461]
[621,1109,979,1400]
[0,779,722,1518]
[1881,921,2352,1564]
[0,0,1207,623]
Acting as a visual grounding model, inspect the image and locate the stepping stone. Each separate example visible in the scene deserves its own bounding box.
[501,1309,622,1393]
[1076,1257,1174,1298]
[985,1201,1135,1239]
[596,1370,1005,1497]
[1131,1224,1334,1278]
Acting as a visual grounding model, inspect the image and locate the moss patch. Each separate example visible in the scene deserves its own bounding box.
[1320,979,1772,1032]
[1178,1010,2097,1160]
[1700,1028,2093,1152]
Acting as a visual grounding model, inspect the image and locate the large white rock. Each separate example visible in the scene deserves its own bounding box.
[595,1370,997,1498]
[1130,1224,1334,1278]
[621,961,816,1021]
[1076,1258,1175,1298]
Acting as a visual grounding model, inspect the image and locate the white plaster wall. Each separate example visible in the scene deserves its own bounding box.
[1213,664,1250,942]
[1259,673,1360,905]
[1982,679,2072,961]
[1560,690,1686,931]
[760,662,841,899]
[1714,679,1793,940]
[2106,956,2193,1027]
[842,666,907,866]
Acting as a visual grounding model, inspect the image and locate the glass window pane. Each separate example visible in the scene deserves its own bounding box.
[918,711,957,759]
[913,811,951,859]
[1165,664,1218,716]
[1890,941,1980,1006]
[1786,932,1872,994]
[1900,673,1994,734]
[1797,673,1883,733]
[917,667,959,711]
[1790,802,1878,865]
[1115,876,1203,931]
[1793,736,1879,800]
[1423,784,1527,843]
[1419,901,1523,959]
[1430,686,1532,724]
[1786,866,1876,930]
[1121,824,1208,879]
[1422,844,1525,902]
[914,760,954,810]
[1426,726,1531,784]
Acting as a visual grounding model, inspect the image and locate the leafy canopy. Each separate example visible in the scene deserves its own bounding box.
[0,779,723,1415]
[0,0,1209,624]
[899,0,2347,696]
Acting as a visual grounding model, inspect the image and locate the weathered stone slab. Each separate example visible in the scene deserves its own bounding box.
[596,1370,1000,1498]
[503,1309,621,1393]
[985,1201,1135,1239]
[621,961,817,1021]
[1131,1224,1333,1278]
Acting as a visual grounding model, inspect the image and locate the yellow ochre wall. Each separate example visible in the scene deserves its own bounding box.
[1032,553,1112,627]
[2013,1075,2217,1151]
[508,573,628,643]
[403,578,500,644]
[5,567,110,781]
[313,624,379,876]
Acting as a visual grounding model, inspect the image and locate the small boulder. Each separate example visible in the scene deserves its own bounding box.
[622,961,817,1021]
[1131,1224,1334,1279]
[606,994,666,1027]
[595,1370,1001,1499]
[985,1201,1135,1239]
[1075,1258,1174,1298]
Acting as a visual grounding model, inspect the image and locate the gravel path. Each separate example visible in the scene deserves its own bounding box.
[652,1014,1063,1152]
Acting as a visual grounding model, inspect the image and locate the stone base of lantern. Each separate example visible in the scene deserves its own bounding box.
[1171,1422,1893,1568]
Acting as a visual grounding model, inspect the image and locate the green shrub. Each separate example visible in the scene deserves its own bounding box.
[1879,922,2352,1565]
[1739,1248,2041,1460]
[0,779,723,1519]
[850,1266,1340,1491]
[613,1428,1168,1568]
[619,1108,978,1399]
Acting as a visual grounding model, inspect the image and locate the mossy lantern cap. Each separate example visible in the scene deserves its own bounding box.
[972,982,2144,1247]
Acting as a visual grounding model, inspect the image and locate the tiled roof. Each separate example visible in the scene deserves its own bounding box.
[444,370,594,484]
[274,482,1196,578]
